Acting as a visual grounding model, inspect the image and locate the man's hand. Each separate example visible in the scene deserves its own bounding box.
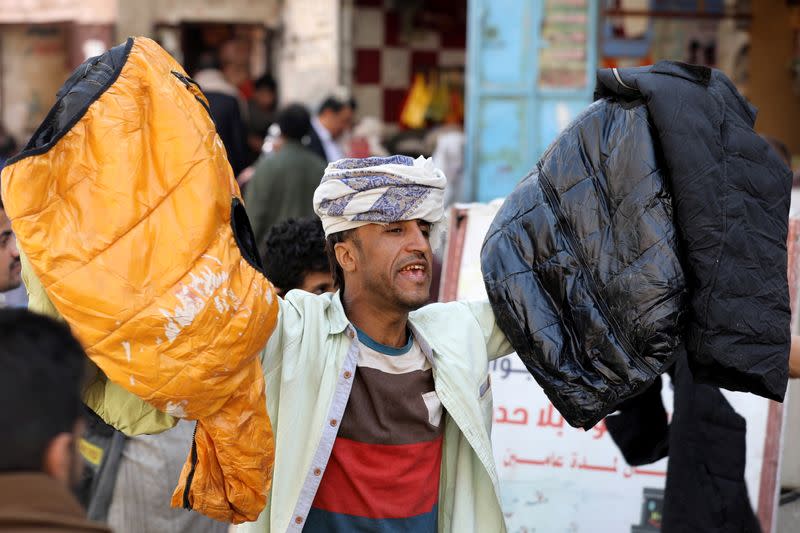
[791,335,800,378]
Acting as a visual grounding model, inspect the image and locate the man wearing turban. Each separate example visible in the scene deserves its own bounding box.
[237,155,514,533]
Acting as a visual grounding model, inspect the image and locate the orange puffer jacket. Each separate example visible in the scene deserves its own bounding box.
[0,37,277,523]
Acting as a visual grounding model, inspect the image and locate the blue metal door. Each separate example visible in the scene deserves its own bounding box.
[465,0,599,202]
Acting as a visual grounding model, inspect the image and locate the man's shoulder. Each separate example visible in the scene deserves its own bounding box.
[285,142,327,166]
[410,300,497,333]
[252,153,281,174]
[205,91,239,113]
[279,290,347,330]
[273,143,326,169]
[296,150,327,170]
[410,300,482,325]
[282,288,334,306]
[251,150,301,180]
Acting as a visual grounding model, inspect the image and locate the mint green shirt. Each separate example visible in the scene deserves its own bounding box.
[236,290,513,533]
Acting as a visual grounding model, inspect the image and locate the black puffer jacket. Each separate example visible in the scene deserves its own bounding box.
[482,62,791,428]
[481,98,687,428]
[595,62,791,402]
[606,351,761,533]
[481,62,791,427]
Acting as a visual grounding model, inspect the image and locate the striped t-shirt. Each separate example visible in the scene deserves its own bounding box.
[305,328,444,532]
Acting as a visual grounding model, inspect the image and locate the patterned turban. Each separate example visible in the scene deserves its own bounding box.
[313,155,447,241]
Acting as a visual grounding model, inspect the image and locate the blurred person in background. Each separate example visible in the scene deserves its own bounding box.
[261,217,335,298]
[193,52,249,176]
[245,103,327,250]
[247,74,279,160]
[307,94,357,163]
[0,124,17,168]
[219,38,253,101]
[0,309,109,532]
[1,160,27,308]
[432,128,466,207]
[0,197,22,306]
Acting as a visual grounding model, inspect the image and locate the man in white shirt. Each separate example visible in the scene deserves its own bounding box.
[308,95,356,163]
[236,156,514,533]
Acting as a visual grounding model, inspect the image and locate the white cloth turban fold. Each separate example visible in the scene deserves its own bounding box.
[313,155,447,240]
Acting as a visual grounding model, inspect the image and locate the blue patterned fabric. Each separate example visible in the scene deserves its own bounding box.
[313,156,447,238]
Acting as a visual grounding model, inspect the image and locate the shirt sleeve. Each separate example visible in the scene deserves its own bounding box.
[258,290,331,373]
[463,300,514,360]
[260,295,299,372]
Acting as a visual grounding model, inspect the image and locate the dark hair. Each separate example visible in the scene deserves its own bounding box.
[254,74,277,92]
[195,51,221,73]
[318,95,357,115]
[277,104,312,141]
[0,125,17,160]
[325,229,359,295]
[0,309,86,472]
[263,217,330,295]
[318,97,344,115]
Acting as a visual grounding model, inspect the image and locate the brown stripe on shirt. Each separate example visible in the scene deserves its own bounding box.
[338,342,444,446]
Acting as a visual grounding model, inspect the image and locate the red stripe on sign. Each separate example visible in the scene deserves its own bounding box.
[312,435,443,519]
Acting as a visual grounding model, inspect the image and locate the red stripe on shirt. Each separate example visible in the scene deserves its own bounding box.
[312,435,443,519]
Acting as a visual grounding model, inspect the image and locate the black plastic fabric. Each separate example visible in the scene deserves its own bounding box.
[607,353,761,532]
[596,62,791,401]
[11,38,132,164]
[482,98,687,429]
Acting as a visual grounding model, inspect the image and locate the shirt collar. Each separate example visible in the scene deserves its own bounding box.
[311,116,333,142]
[326,291,436,368]
[326,291,350,335]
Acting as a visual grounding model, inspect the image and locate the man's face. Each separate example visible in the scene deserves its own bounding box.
[299,270,335,296]
[337,106,354,137]
[322,106,354,139]
[222,62,249,88]
[254,87,276,112]
[0,209,21,292]
[348,220,432,312]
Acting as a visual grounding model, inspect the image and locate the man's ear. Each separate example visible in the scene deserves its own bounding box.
[335,240,358,274]
[42,433,74,485]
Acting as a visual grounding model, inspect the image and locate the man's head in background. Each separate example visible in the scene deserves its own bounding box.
[317,95,357,140]
[0,198,21,292]
[218,38,250,89]
[262,217,335,297]
[277,104,313,143]
[253,74,278,114]
[0,309,86,486]
[0,123,17,167]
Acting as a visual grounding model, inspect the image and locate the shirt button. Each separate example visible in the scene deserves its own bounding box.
[295,516,303,524]
[343,371,352,379]
[313,467,322,476]
[330,419,338,427]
